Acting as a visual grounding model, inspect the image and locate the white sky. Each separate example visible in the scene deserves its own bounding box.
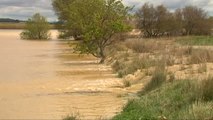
[0,0,212,21]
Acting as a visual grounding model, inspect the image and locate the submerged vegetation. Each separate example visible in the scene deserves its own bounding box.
[20,13,51,40]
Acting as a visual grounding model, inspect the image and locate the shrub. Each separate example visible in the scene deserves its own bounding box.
[117,57,156,78]
[125,39,162,53]
[143,61,166,92]
[123,80,131,87]
[20,13,50,40]
[112,61,124,72]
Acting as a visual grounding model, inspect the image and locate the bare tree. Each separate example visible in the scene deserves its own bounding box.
[136,3,177,37]
[182,6,211,35]
[136,3,156,37]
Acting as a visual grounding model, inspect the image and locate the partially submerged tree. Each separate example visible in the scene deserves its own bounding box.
[20,13,50,40]
[53,0,131,63]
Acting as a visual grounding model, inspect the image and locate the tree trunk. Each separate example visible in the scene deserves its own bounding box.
[99,47,105,64]
[99,56,105,64]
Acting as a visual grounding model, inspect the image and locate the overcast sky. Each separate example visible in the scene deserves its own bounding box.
[0,0,212,21]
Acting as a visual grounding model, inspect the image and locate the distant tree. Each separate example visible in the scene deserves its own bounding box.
[182,6,211,35]
[52,0,130,63]
[136,3,175,37]
[136,3,156,37]
[136,3,212,37]
[20,13,50,40]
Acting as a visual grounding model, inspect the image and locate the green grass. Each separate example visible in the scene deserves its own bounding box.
[177,36,213,46]
[143,69,166,93]
[201,77,213,101]
[113,80,213,120]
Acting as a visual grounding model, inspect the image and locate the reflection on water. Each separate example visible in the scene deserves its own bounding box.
[0,30,125,119]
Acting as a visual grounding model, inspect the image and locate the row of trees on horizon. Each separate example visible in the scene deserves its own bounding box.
[135,3,213,37]
[20,0,213,63]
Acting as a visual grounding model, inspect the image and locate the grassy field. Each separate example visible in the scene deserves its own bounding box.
[176,36,213,45]
[0,22,56,29]
[0,22,25,29]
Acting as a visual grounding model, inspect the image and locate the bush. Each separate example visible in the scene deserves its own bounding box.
[143,61,167,93]
[125,39,162,53]
[20,13,50,40]
[116,57,156,78]
[123,80,131,87]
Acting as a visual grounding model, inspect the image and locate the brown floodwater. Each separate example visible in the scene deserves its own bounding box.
[0,30,125,119]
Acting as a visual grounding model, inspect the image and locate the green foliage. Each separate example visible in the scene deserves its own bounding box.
[53,0,131,63]
[20,13,50,40]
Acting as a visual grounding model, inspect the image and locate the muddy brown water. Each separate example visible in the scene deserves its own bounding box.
[0,30,125,119]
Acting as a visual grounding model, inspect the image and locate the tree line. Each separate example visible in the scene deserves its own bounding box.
[21,0,213,63]
[136,3,212,37]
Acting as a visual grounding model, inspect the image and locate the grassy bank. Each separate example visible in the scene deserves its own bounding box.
[63,36,213,120]
[113,78,213,120]
[109,36,213,120]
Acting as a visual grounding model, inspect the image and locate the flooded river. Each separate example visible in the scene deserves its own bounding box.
[0,30,125,119]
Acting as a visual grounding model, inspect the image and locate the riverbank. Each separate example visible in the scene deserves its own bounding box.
[108,36,213,120]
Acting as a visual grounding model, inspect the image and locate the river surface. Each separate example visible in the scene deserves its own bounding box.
[0,30,125,119]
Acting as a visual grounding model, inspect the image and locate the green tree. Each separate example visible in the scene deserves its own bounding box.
[20,13,51,40]
[53,0,131,63]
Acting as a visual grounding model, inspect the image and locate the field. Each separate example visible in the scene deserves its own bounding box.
[0,22,56,29]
